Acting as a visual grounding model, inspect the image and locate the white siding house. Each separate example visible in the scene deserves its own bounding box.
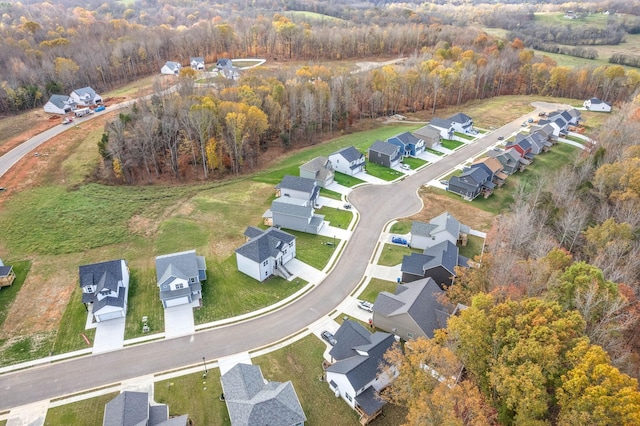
[583,97,612,112]
[236,227,297,281]
[328,146,365,176]
[79,259,130,323]
[43,94,76,115]
[69,87,102,107]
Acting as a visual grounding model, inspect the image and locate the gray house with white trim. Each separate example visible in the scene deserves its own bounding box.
[236,227,296,281]
[221,363,306,426]
[269,198,325,234]
[70,86,102,107]
[275,175,320,207]
[328,146,365,176]
[44,94,76,115]
[401,240,468,288]
[410,212,470,251]
[79,259,130,323]
[190,56,205,70]
[412,125,442,148]
[368,140,401,168]
[299,157,334,188]
[583,97,611,112]
[155,250,207,308]
[161,61,182,75]
[103,390,187,426]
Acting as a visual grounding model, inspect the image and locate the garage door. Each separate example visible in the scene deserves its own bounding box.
[165,296,190,308]
[97,311,123,322]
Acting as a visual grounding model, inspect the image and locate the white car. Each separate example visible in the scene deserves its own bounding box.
[400,163,410,171]
[358,300,374,312]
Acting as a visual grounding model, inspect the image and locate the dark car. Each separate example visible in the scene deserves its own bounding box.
[321,330,337,346]
[497,136,504,141]
[391,236,408,245]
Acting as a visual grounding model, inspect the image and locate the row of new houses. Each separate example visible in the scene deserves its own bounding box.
[161,57,240,79]
[447,108,581,200]
[43,86,103,115]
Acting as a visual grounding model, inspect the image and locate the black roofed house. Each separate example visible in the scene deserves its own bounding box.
[447,167,494,200]
[448,112,474,134]
[236,227,296,281]
[215,58,240,80]
[155,250,207,309]
[368,140,401,168]
[79,259,130,323]
[103,390,187,426]
[220,363,307,426]
[190,56,205,70]
[328,146,365,176]
[412,124,442,148]
[386,131,425,157]
[410,212,470,251]
[506,138,534,163]
[299,156,334,188]
[372,277,452,340]
[400,240,469,288]
[325,320,396,424]
[428,117,455,139]
[583,97,611,112]
[43,94,76,115]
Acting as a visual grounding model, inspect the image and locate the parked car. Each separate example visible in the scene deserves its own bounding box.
[321,330,337,346]
[391,236,408,245]
[95,105,106,112]
[497,136,504,141]
[61,117,73,125]
[527,118,534,123]
[521,121,527,127]
[343,203,352,210]
[358,300,374,312]
[400,163,410,171]
[538,111,547,117]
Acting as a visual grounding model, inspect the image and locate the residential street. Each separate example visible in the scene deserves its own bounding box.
[0,105,548,411]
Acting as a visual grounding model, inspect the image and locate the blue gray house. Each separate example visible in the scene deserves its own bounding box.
[386,131,425,157]
[103,391,187,426]
[236,226,296,281]
[368,140,401,168]
[400,240,468,288]
[155,250,207,309]
[221,363,306,426]
[447,167,494,200]
[79,259,130,323]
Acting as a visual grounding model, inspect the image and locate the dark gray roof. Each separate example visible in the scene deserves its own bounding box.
[411,221,438,238]
[374,278,451,338]
[589,97,610,106]
[326,321,395,391]
[244,226,265,239]
[271,198,313,218]
[429,117,453,129]
[449,167,489,192]
[47,94,74,109]
[401,240,459,277]
[72,86,98,99]
[164,61,181,71]
[0,265,12,277]
[221,363,306,426]
[79,260,125,304]
[235,227,296,263]
[448,112,472,123]
[331,146,363,163]
[369,140,399,156]
[155,250,203,284]
[413,125,441,141]
[276,175,317,195]
[190,57,204,63]
[429,212,469,238]
[390,131,421,146]
[103,391,149,426]
[217,58,232,68]
[148,405,168,425]
[300,157,332,182]
[355,386,385,416]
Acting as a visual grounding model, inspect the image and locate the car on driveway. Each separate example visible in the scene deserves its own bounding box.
[391,236,408,245]
[527,118,534,123]
[358,300,374,312]
[400,163,410,171]
[521,121,527,127]
[321,330,337,346]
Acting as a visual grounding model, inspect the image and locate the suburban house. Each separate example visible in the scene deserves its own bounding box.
[43,94,76,115]
[532,123,558,144]
[103,391,187,426]
[155,250,207,309]
[69,86,102,107]
[471,157,508,186]
[0,259,16,288]
[428,117,455,139]
[412,124,442,148]
[429,113,475,138]
[516,131,551,155]
[325,320,396,424]
[161,61,182,75]
[215,58,240,79]
[506,138,534,163]
[220,363,306,426]
[235,226,296,281]
[584,97,612,112]
[400,240,469,288]
[299,157,334,188]
[328,146,365,176]
[368,140,401,168]
[276,175,320,207]
[386,131,425,158]
[78,259,130,323]
[487,148,526,174]
[447,167,494,200]
[567,108,582,125]
[268,197,325,234]
[372,277,452,340]
[410,212,470,251]
[190,56,205,70]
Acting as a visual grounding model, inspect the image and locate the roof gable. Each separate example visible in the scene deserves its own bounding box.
[331,146,364,163]
[369,140,399,156]
[235,227,295,263]
[276,175,317,194]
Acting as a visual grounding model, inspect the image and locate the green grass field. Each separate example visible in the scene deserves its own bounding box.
[402,156,428,169]
[459,234,485,259]
[425,147,445,156]
[377,244,413,267]
[365,162,404,181]
[441,139,465,150]
[390,220,412,235]
[44,392,119,426]
[333,172,365,187]
[316,206,353,229]
[359,278,399,303]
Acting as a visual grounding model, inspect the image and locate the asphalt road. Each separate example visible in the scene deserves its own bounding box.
[0,104,552,411]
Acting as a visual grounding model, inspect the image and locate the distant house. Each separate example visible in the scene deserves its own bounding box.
[506,138,534,162]
[43,94,76,115]
[447,167,494,200]
[410,212,470,251]
[368,140,401,168]
[155,250,207,309]
[299,157,334,188]
[235,226,296,282]
[220,363,306,426]
[567,108,582,125]
[326,320,396,423]
[471,157,508,186]
[69,86,102,107]
[583,97,612,112]
[428,117,454,139]
[190,56,205,70]
[372,277,452,340]
[0,259,16,288]
[161,61,182,75]
[487,148,524,174]
[275,175,320,207]
[430,113,475,138]
[216,58,240,79]
[412,124,442,148]
[79,259,129,323]
[103,390,187,426]
[400,240,468,288]
[386,131,425,157]
[328,146,365,176]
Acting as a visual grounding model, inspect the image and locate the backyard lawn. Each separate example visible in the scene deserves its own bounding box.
[316,206,354,229]
[44,392,119,426]
[401,156,428,169]
[333,171,366,187]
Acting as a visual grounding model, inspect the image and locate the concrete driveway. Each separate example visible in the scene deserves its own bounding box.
[164,304,195,339]
[93,318,125,354]
[284,259,326,284]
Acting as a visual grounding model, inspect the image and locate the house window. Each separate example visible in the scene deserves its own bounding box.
[263,260,268,266]
[190,277,196,283]
[345,393,353,402]
[407,332,414,339]
[175,283,184,289]
[86,286,93,293]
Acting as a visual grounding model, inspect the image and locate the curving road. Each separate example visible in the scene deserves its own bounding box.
[0,103,550,411]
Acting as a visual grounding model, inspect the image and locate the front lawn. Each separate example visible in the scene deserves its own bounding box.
[44,392,120,426]
[155,371,224,425]
[401,157,428,169]
[377,244,413,267]
[359,278,399,303]
[316,206,353,229]
[440,139,465,150]
[425,147,445,156]
[320,187,343,200]
[286,231,339,270]
[52,288,95,355]
[454,132,475,141]
[390,220,412,234]
[124,269,165,339]
[333,172,366,187]
[0,260,31,329]
[365,162,404,181]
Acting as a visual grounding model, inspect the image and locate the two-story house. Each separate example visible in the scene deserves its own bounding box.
[410,212,470,251]
[299,157,334,188]
[79,259,130,323]
[155,250,207,308]
[236,226,297,281]
[368,140,401,168]
[386,131,425,158]
[328,146,365,176]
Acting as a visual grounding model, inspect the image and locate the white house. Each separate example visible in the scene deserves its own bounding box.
[325,320,396,422]
[328,146,365,176]
[235,227,296,282]
[69,87,102,107]
[155,250,207,308]
[583,97,612,112]
[410,212,470,250]
[275,175,320,207]
[79,259,130,323]
[161,61,182,75]
[43,94,76,115]
[190,57,205,70]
